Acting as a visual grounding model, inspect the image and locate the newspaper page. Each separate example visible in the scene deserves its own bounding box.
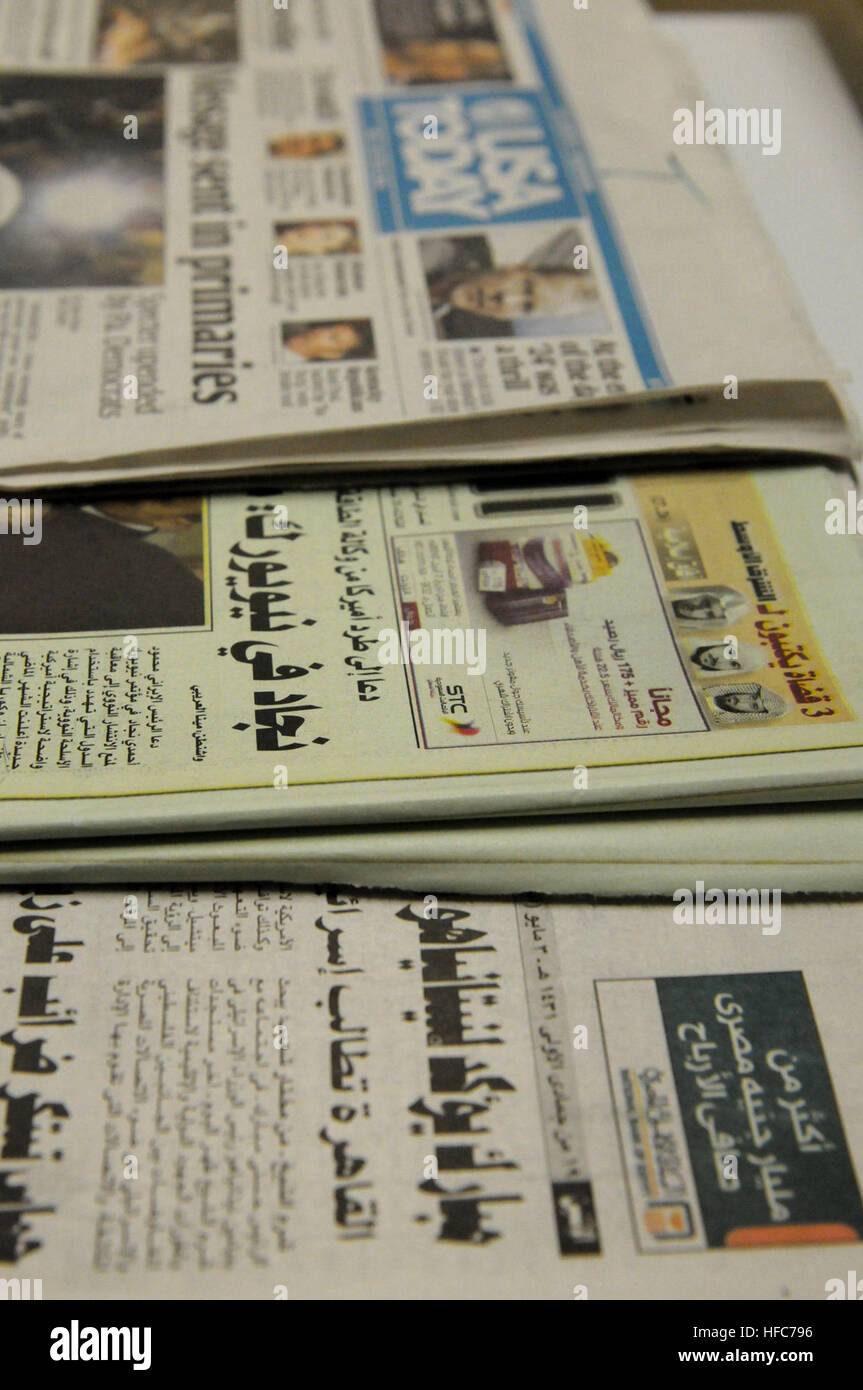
[1,885,860,1301]
[2,463,863,842]
[0,0,850,479]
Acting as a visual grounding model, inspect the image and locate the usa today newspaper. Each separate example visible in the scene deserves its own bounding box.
[0,0,854,487]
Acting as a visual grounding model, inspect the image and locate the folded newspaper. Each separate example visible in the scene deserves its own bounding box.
[4,800,863,897]
[2,464,863,859]
[0,0,857,489]
[2,885,861,1299]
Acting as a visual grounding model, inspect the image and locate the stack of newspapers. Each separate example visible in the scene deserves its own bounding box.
[0,0,862,892]
[1,0,863,1312]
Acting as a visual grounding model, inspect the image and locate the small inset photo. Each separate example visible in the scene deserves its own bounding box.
[0,496,207,635]
[684,637,764,677]
[421,226,605,340]
[96,1,239,69]
[373,0,512,85]
[668,585,750,629]
[282,319,377,363]
[703,682,788,725]
[274,218,361,257]
[267,131,346,160]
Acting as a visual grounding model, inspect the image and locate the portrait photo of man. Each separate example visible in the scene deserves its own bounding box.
[685,637,764,676]
[704,682,788,725]
[421,227,603,340]
[669,585,750,628]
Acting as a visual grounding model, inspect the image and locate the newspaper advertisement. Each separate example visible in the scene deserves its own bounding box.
[2,464,863,841]
[0,0,839,471]
[1,886,860,1300]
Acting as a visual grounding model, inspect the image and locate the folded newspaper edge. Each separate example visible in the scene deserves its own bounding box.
[2,799,862,897]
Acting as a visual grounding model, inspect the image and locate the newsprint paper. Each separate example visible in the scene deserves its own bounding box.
[0,0,853,486]
[1,886,861,1300]
[3,464,863,844]
[4,799,863,898]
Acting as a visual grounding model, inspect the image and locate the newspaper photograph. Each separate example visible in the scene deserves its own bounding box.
[95,2,240,70]
[0,73,165,292]
[1,463,863,842]
[1,886,860,1300]
[0,0,848,478]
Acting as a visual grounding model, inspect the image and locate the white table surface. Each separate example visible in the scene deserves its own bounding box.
[659,12,863,445]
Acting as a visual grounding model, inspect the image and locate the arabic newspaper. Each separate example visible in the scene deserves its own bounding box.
[2,463,863,843]
[1,886,861,1300]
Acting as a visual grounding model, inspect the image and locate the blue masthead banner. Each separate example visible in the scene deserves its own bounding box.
[360,90,584,233]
